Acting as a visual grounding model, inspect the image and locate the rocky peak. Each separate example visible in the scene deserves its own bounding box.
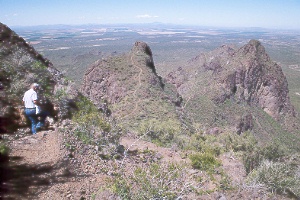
[131,41,153,57]
[167,39,298,133]
[237,39,270,65]
[130,41,163,85]
[82,41,181,132]
[231,40,294,121]
[201,40,295,122]
[243,39,265,52]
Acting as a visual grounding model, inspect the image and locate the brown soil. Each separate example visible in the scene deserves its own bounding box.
[2,129,110,200]
[1,128,288,200]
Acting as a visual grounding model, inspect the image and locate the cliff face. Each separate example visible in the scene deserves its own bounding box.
[167,40,298,134]
[213,40,295,120]
[0,22,76,133]
[82,41,182,132]
[82,41,164,104]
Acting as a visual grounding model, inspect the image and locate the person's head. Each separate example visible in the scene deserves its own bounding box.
[31,83,39,91]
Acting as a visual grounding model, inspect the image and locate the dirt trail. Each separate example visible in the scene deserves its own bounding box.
[10,130,61,165]
[119,54,143,120]
[1,127,263,200]
[1,128,190,199]
[2,129,108,200]
[1,130,59,199]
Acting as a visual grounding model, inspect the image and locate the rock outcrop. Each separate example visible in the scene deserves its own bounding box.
[213,40,295,121]
[82,41,183,132]
[167,40,299,134]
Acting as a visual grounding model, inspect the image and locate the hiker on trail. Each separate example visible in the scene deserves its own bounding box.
[23,83,48,134]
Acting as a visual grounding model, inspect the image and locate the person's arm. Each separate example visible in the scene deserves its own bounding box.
[32,92,39,105]
[33,100,39,105]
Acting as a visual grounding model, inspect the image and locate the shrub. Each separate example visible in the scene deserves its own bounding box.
[222,131,257,152]
[0,143,9,156]
[110,176,131,200]
[243,143,285,174]
[54,88,67,100]
[247,160,300,197]
[187,133,222,156]
[70,96,121,158]
[190,152,221,172]
[0,143,9,162]
[222,132,285,174]
[108,163,190,199]
[73,96,111,133]
[74,128,92,145]
[138,118,181,146]
[219,173,233,191]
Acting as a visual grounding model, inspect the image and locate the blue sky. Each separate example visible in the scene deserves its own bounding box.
[1,0,300,29]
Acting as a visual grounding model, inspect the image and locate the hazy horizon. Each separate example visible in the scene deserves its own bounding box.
[8,22,300,32]
[1,0,300,30]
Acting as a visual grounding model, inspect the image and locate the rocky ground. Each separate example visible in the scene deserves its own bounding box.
[2,126,112,200]
[0,125,289,200]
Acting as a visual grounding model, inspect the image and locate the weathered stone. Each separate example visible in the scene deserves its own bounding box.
[81,41,182,132]
[207,127,221,135]
[167,39,299,133]
[116,145,125,154]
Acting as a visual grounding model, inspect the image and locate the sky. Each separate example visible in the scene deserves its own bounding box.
[1,0,300,29]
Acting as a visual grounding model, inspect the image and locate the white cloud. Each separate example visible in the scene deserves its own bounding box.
[4,13,18,18]
[136,14,159,19]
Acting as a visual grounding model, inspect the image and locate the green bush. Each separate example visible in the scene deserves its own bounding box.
[131,164,177,199]
[221,132,285,174]
[69,96,121,159]
[247,160,300,197]
[32,61,47,70]
[73,96,111,133]
[74,128,92,145]
[110,176,131,200]
[190,152,221,172]
[54,88,67,100]
[0,143,9,156]
[222,131,257,152]
[243,143,285,174]
[108,163,188,199]
[138,118,181,146]
[0,143,9,162]
[187,133,222,156]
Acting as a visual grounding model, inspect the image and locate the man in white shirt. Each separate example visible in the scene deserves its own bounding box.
[23,83,42,134]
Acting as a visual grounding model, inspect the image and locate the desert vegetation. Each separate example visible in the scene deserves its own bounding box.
[1,23,300,199]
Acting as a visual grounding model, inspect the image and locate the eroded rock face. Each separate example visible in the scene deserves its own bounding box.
[236,114,254,135]
[220,40,294,120]
[81,41,182,132]
[216,40,295,120]
[167,40,298,133]
[82,41,164,105]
